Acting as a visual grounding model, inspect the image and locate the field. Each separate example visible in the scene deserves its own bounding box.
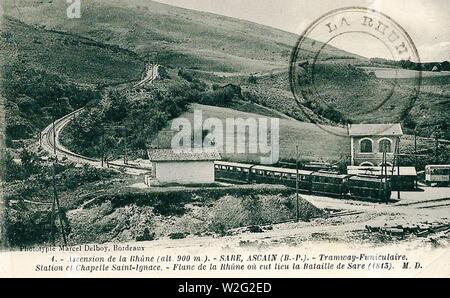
[360,67,450,79]
[153,103,350,163]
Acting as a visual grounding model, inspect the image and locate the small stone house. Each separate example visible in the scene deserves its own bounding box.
[147,149,221,185]
[348,124,403,166]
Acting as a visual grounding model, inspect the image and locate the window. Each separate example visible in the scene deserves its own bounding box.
[379,138,392,153]
[360,138,373,153]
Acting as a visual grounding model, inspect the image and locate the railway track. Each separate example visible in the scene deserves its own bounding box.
[39,66,161,174]
[40,109,152,174]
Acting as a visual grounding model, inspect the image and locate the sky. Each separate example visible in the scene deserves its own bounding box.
[154,0,450,62]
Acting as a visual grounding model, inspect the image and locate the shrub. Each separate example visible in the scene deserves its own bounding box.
[169,232,187,239]
[6,207,69,247]
[248,74,258,84]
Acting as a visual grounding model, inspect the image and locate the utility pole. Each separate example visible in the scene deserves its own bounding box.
[394,138,401,200]
[51,188,56,246]
[397,154,401,200]
[52,161,68,246]
[414,129,418,189]
[52,117,57,157]
[100,134,104,167]
[382,151,387,204]
[435,130,439,163]
[124,128,128,165]
[296,145,299,223]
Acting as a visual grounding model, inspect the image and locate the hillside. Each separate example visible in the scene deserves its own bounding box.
[152,103,351,163]
[1,17,143,85]
[2,0,448,143]
[152,103,447,166]
[0,17,143,145]
[3,0,367,76]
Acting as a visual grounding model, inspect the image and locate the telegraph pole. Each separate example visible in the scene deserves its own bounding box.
[414,129,418,189]
[435,130,439,163]
[100,134,104,167]
[52,161,67,246]
[52,117,57,157]
[124,128,128,165]
[296,145,299,222]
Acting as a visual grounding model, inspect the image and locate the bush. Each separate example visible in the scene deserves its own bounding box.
[169,232,187,239]
[248,74,258,84]
[6,207,69,247]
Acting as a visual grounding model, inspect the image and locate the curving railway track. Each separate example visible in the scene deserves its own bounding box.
[39,65,161,175]
[40,107,152,175]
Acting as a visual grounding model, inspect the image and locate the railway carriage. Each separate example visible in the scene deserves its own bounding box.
[425,165,450,186]
[214,161,253,183]
[348,175,391,202]
[214,161,392,202]
[310,172,349,198]
[250,165,313,190]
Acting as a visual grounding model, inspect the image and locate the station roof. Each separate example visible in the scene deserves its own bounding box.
[348,124,403,136]
[347,166,417,176]
[215,161,254,168]
[311,172,349,178]
[148,148,221,162]
[252,165,313,176]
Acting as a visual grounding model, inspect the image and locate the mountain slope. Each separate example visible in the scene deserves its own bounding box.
[1,17,143,85]
[3,0,367,75]
[0,17,144,144]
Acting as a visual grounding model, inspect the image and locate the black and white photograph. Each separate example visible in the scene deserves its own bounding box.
[0,0,449,280]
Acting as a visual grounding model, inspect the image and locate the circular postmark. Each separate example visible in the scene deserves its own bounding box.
[289,7,422,137]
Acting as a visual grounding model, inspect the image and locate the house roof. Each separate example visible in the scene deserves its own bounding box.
[148,148,221,162]
[348,124,403,136]
[347,166,417,176]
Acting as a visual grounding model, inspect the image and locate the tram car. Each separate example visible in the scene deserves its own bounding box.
[425,165,450,186]
[310,172,349,198]
[249,165,313,190]
[214,161,254,184]
[214,161,392,202]
[348,175,391,202]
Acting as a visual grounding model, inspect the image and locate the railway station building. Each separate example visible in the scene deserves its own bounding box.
[348,123,403,166]
[146,148,221,185]
[347,123,417,190]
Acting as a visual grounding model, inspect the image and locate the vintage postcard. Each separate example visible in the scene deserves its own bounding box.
[0,0,449,280]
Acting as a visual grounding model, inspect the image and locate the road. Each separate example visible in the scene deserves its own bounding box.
[134,64,159,88]
[39,65,161,175]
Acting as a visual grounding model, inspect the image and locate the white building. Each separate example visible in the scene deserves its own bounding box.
[147,149,221,185]
[348,123,403,166]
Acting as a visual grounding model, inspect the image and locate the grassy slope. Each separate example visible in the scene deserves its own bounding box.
[152,103,439,163]
[3,0,366,75]
[0,17,145,143]
[1,17,143,86]
[4,0,447,143]
[152,103,350,163]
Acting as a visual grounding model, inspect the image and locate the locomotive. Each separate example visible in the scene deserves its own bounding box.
[214,161,392,202]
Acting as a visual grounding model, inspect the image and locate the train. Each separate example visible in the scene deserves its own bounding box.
[425,165,450,186]
[214,161,392,202]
